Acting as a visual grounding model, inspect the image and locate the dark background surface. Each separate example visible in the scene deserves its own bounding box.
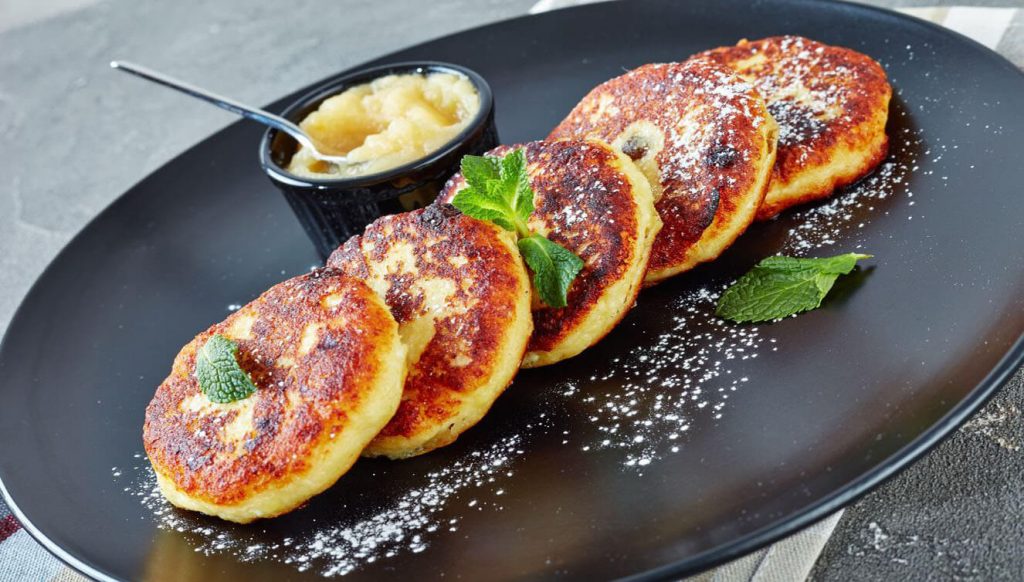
[1,0,1023,580]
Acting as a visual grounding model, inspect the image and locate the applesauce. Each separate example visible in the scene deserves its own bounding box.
[287,72,480,179]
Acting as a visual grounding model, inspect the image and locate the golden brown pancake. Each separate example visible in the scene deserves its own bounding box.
[549,59,778,283]
[327,204,532,458]
[697,36,891,220]
[439,139,660,367]
[144,269,406,523]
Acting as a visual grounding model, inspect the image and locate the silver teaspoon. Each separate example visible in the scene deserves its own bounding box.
[110,60,353,165]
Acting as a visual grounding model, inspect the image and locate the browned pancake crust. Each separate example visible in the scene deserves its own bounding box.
[698,36,891,219]
[549,60,775,279]
[328,205,528,445]
[439,140,645,355]
[143,270,395,506]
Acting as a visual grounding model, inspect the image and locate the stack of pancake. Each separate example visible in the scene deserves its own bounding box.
[144,36,891,523]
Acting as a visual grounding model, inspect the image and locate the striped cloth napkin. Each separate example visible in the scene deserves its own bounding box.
[0,3,1019,581]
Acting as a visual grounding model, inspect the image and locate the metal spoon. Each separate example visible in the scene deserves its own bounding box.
[110,60,352,165]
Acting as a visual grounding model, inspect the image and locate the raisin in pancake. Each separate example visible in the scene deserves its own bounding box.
[697,36,891,220]
[549,60,777,283]
[144,270,406,523]
[327,204,532,459]
[439,139,660,368]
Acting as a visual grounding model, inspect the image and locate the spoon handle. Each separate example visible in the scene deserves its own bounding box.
[109,60,310,148]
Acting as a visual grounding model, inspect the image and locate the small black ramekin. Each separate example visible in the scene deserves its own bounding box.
[259,62,498,260]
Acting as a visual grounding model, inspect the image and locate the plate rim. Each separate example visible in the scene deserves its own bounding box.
[2,0,1023,580]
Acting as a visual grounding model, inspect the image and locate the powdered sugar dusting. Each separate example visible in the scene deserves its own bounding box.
[559,285,768,470]
[768,100,827,147]
[783,121,920,255]
[117,431,530,577]
[660,59,766,192]
[559,117,920,470]
[703,35,889,168]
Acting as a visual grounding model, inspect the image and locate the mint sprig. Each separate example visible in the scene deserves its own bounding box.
[716,253,872,323]
[517,234,584,308]
[452,149,583,308]
[196,334,258,403]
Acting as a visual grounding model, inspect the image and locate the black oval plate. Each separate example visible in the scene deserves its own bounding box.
[2,1,1023,580]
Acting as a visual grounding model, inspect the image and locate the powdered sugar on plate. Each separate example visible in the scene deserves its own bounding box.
[560,119,921,471]
[782,123,919,255]
[558,285,769,470]
[116,429,530,577]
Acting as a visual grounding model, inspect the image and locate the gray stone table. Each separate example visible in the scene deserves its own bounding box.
[0,0,1022,580]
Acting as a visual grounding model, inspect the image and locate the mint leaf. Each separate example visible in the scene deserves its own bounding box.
[499,149,534,225]
[451,186,517,231]
[717,269,834,323]
[452,155,525,235]
[451,149,584,308]
[460,154,500,190]
[196,334,258,403]
[758,253,870,275]
[518,234,584,308]
[716,253,872,323]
